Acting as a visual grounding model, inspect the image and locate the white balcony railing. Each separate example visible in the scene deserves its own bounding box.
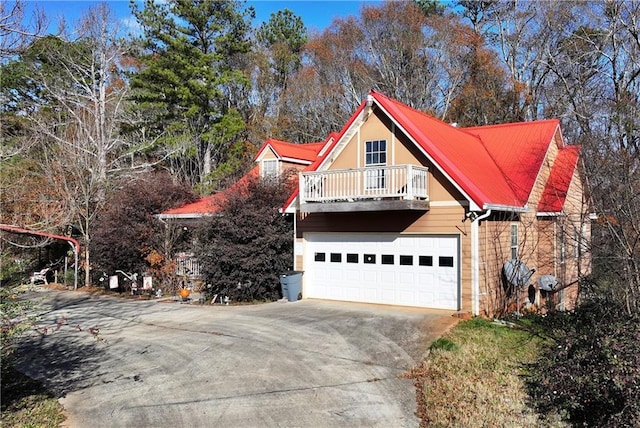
[300,164,428,204]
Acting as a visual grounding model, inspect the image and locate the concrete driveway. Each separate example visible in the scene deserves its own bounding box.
[14,289,457,428]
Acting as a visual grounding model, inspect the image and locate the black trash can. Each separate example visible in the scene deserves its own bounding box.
[280,271,304,301]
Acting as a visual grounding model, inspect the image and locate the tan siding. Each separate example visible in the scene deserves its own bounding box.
[297,203,473,312]
[330,133,360,170]
[322,111,464,204]
[281,162,307,173]
[258,147,277,161]
[479,216,513,317]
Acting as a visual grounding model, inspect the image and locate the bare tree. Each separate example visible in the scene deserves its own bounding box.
[0,0,50,59]
[4,4,133,286]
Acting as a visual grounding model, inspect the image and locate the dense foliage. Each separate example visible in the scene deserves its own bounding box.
[528,299,640,427]
[129,0,254,189]
[90,171,196,285]
[195,172,295,302]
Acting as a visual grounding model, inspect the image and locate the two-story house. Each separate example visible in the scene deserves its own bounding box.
[161,91,591,316]
[281,91,590,316]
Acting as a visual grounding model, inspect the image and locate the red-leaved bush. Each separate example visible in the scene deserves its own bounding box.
[90,171,196,287]
[194,172,295,302]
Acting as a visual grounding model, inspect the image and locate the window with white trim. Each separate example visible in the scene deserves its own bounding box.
[574,223,588,259]
[559,225,566,264]
[262,159,279,178]
[365,139,386,189]
[510,224,518,260]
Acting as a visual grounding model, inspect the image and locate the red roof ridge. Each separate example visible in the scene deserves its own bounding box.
[371,90,469,131]
[462,118,560,132]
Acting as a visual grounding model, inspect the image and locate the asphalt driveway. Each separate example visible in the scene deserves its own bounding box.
[14,289,457,427]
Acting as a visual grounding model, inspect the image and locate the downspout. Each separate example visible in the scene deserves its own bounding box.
[292,211,297,271]
[471,209,492,316]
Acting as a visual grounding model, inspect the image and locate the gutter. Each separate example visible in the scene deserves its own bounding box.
[483,203,529,213]
[470,209,492,316]
[153,213,216,220]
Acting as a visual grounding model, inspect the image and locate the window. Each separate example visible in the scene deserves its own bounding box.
[365,140,387,165]
[559,225,566,264]
[399,255,413,266]
[439,256,454,267]
[365,140,386,189]
[330,253,342,263]
[262,159,279,178]
[510,224,518,260]
[314,252,326,262]
[575,223,589,259]
[580,223,589,256]
[381,254,394,265]
[363,254,376,264]
[346,253,359,263]
[419,256,433,266]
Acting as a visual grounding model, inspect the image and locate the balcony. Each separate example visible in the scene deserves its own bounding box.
[299,164,429,212]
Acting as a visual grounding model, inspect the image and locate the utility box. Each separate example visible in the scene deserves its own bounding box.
[280,271,303,301]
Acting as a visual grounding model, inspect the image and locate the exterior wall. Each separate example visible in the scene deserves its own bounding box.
[476,131,590,316]
[326,110,458,203]
[255,146,309,177]
[478,213,519,317]
[296,202,473,312]
[294,110,590,316]
[295,109,483,313]
[259,147,277,160]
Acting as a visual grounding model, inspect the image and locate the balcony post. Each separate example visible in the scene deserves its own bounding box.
[406,164,414,200]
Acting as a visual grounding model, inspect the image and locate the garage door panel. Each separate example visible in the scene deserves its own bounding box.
[305,234,459,310]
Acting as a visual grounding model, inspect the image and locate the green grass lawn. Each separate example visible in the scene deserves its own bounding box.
[406,317,567,428]
[1,363,66,428]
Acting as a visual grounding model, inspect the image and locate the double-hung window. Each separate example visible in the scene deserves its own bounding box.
[262,159,279,178]
[510,224,518,260]
[365,140,387,189]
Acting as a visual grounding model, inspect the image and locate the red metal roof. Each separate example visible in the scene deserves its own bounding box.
[464,120,560,206]
[283,91,578,213]
[161,137,329,218]
[160,167,259,217]
[538,146,581,213]
[371,91,516,208]
[255,138,324,163]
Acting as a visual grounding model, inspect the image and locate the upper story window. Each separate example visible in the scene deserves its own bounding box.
[365,140,387,166]
[365,140,386,189]
[262,159,279,178]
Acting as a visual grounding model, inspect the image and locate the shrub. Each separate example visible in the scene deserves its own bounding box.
[90,171,196,286]
[195,172,295,302]
[527,298,640,427]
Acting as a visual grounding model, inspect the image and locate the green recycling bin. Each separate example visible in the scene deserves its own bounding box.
[280,271,303,301]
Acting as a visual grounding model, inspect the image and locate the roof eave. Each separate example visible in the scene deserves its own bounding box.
[154,213,218,220]
[279,157,312,165]
[281,194,299,214]
[482,203,530,213]
[536,212,564,217]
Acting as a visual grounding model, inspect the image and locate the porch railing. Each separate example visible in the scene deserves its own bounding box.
[300,164,428,203]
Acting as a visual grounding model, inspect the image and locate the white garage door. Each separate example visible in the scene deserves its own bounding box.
[304,233,459,310]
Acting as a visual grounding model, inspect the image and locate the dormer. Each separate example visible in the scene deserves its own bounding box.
[254,138,325,178]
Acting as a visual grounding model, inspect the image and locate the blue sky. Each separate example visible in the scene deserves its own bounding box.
[25,1,382,35]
